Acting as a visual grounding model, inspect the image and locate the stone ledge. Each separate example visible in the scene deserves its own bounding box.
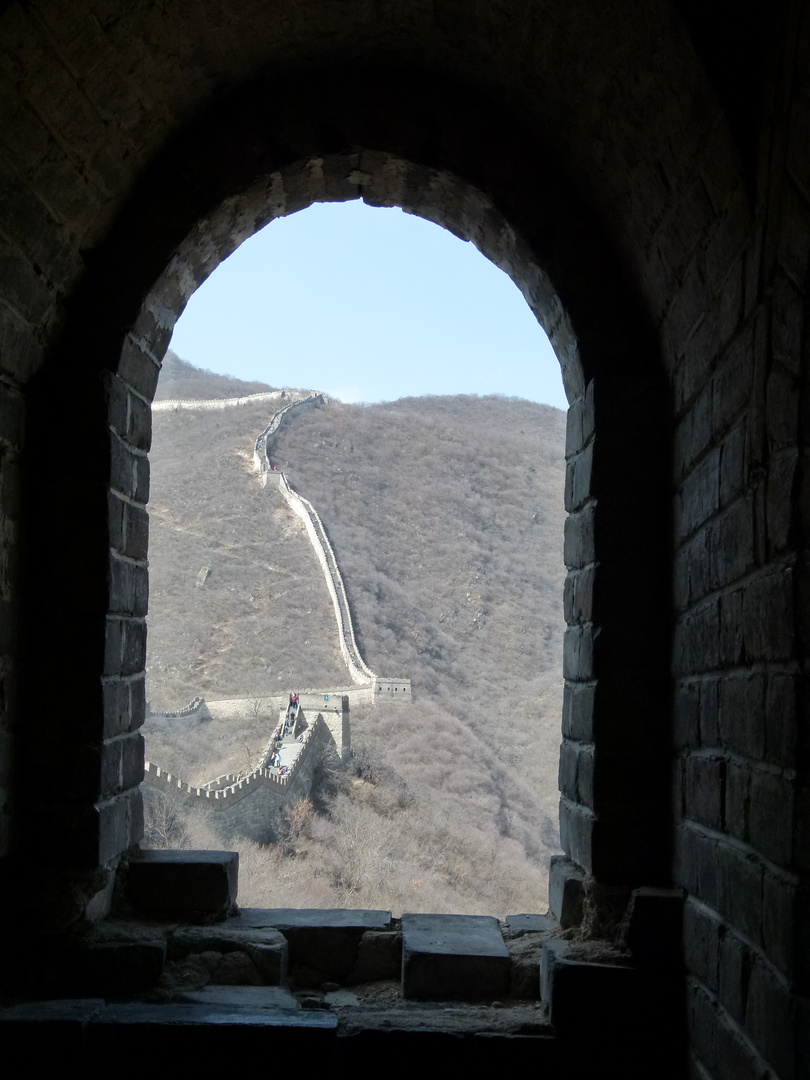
[127,850,238,915]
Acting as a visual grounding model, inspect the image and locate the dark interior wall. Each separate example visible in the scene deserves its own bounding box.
[0,2,806,1077]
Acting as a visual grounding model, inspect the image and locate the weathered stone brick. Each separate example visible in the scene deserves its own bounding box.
[675,382,713,478]
[563,566,594,624]
[127,390,151,450]
[674,681,700,749]
[674,599,720,676]
[718,420,747,508]
[719,930,750,1025]
[700,678,721,747]
[118,335,160,400]
[103,617,123,677]
[674,823,699,896]
[134,453,149,504]
[719,674,765,759]
[107,490,124,553]
[683,898,720,993]
[102,678,129,739]
[743,567,795,662]
[563,623,594,681]
[710,496,755,589]
[717,843,763,944]
[748,770,794,867]
[766,363,800,446]
[714,1008,769,1080]
[771,270,805,373]
[121,731,145,790]
[558,797,593,873]
[684,753,724,830]
[97,788,140,863]
[764,674,798,767]
[564,439,592,512]
[677,449,721,541]
[121,619,146,677]
[718,588,745,668]
[129,675,146,732]
[124,502,149,561]
[562,679,595,742]
[745,955,795,1079]
[686,528,712,602]
[108,434,135,498]
[724,761,750,843]
[102,371,128,436]
[563,503,595,568]
[558,740,578,801]
[766,448,797,554]
[762,869,796,978]
[675,545,690,610]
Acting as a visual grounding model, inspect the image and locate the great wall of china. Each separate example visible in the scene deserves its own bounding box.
[145,391,410,840]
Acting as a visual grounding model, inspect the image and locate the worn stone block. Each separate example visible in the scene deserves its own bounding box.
[765,673,798,767]
[745,955,794,1079]
[748,770,794,867]
[401,913,509,1001]
[719,674,765,759]
[743,568,794,663]
[724,761,750,843]
[558,799,594,876]
[762,870,795,979]
[624,887,683,969]
[127,390,151,450]
[238,908,390,983]
[118,334,160,400]
[684,754,724,830]
[563,503,595,568]
[561,680,595,742]
[128,849,238,915]
[548,855,585,929]
[506,913,554,936]
[169,924,288,986]
[718,930,749,1025]
[0,998,105,1065]
[683,898,720,993]
[347,930,401,984]
[124,502,149,561]
[540,939,647,1032]
[717,844,763,945]
[676,450,720,541]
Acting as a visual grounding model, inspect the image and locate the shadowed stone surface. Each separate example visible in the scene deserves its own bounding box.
[506,914,556,937]
[238,908,391,983]
[127,850,238,915]
[402,914,510,1001]
[178,986,300,1008]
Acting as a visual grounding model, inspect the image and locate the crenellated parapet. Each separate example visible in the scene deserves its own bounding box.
[144,699,351,843]
[153,390,287,412]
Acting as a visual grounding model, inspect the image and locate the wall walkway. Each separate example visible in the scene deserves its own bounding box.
[252,393,377,686]
[143,704,329,842]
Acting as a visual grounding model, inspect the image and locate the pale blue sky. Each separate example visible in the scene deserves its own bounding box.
[170,201,567,410]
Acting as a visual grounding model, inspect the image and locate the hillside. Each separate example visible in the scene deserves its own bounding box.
[144,357,568,916]
[153,349,280,401]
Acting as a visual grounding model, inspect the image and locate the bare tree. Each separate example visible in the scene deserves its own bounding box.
[143,789,190,849]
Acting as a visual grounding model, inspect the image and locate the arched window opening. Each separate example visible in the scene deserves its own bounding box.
[142,201,569,917]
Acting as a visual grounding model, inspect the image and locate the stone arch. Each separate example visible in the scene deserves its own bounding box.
[19,62,673,911]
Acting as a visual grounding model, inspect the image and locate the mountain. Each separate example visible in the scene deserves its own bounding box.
[153,349,281,401]
[144,356,568,916]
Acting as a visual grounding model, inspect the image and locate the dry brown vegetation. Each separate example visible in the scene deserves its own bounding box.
[144,357,567,916]
[154,349,281,401]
